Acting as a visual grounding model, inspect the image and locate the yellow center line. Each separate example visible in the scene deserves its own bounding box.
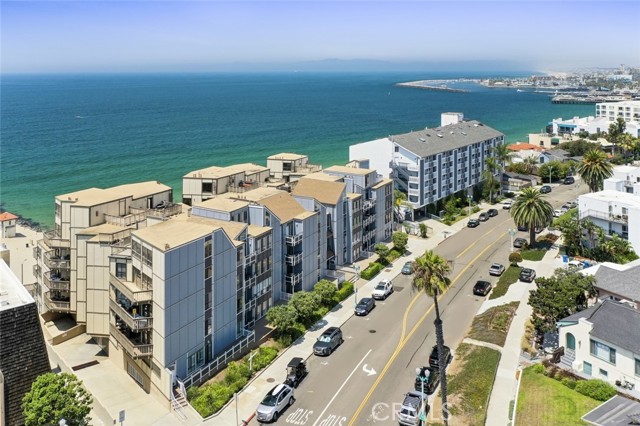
[348,237,503,426]
[456,217,512,259]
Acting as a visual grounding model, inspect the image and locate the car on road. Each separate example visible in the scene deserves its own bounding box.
[489,263,505,276]
[564,176,575,184]
[478,212,489,221]
[428,345,453,369]
[397,390,429,426]
[372,279,393,300]
[313,326,343,356]
[553,209,562,217]
[519,268,537,283]
[513,237,527,249]
[467,219,480,228]
[540,185,552,194]
[561,204,570,213]
[401,261,413,275]
[414,366,441,395]
[566,200,578,209]
[502,201,512,210]
[517,224,527,231]
[354,297,375,316]
[473,280,492,296]
[487,208,498,217]
[255,383,295,423]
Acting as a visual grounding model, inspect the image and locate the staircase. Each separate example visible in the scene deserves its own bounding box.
[171,383,188,420]
[559,348,575,370]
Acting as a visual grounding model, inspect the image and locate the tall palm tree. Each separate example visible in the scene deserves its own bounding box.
[412,250,453,426]
[576,149,614,192]
[510,187,554,246]
[483,157,500,204]
[522,155,539,175]
[492,144,513,197]
[601,233,633,261]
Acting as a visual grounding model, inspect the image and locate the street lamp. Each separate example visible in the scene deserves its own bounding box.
[354,266,360,306]
[415,367,427,424]
[508,229,516,252]
[467,194,472,217]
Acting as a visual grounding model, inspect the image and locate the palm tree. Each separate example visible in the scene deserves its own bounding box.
[492,144,513,197]
[522,155,539,175]
[483,157,500,204]
[412,250,453,426]
[510,187,554,246]
[607,117,626,155]
[576,149,613,192]
[601,234,634,261]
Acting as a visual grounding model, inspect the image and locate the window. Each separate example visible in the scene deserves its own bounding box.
[205,266,212,280]
[132,240,141,258]
[116,262,126,279]
[590,340,616,364]
[600,368,608,379]
[142,246,153,267]
[205,240,212,258]
[202,182,213,193]
[636,359,640,376]
[584,361,592,376]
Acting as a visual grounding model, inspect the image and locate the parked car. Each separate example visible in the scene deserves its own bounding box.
[561,204,570,213]
[517,224,527,232]
[513,237,527,249]
[564,176,575,184]
[478,212,489,221]
[428,345,453,369]
[487,208,498,217]
[519,268,537,283]
[473,280,492,296]
[401,261,413,275]
[372,279,393,300]
[489,263,505,276]
[397,390,429,426]
[553,209,562,217]
[313,326,343,356]
[467,219,480,228]
[354,297,375,316]
[540,185,552,194]
[566,200,578,209]
[502,201,512,210]
[284,357,308,388]
[256,383,295,423]
[414,366,441,395]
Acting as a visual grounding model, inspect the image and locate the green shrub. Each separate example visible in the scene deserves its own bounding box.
[561,378,577,389]
[252,346,279,371]
[532,364,545,374]
[574,379,617,401]
[472,206,481,213]
[361,262,384,280]
[334,282,354,302]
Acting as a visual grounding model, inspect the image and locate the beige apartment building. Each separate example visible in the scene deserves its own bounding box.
[266,152,322,182]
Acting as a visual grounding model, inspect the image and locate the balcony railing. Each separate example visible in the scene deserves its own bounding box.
[285,253,303,266]
[580,209,628,224]
[285,233,303,246]
[33,246,41,260]
[43,252,71,269]
[285,272,303,286]
[33,264,41,278]
[109,324,153,359]
[44,292,71,313]
[109,299,153,330]
[43,231,70,248]
[44,274,70,291]
[145,203,182,219]
[105,213,146,228]
[109,273,153,303]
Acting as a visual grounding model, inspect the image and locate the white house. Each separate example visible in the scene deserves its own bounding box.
[603,165,640,196]
[581,259,640,310]
[557,300,640,389]
[0,212,17,239]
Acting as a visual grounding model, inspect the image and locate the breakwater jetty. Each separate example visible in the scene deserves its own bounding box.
[551,95,629,104]
[396,80,469,93]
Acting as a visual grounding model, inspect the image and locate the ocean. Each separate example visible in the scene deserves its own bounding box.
[0,72,593,229]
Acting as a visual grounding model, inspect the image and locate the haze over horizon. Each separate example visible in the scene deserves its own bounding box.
[2,1,639,74]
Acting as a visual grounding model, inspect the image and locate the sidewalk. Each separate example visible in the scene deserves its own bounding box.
[211,215,472,425]
[484,243,566,426]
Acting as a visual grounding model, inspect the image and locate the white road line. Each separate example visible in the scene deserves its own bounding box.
[311,349,372,426]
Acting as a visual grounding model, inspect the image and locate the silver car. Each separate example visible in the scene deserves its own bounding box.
[256,383,295,423]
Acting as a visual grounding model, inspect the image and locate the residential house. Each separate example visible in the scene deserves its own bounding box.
[580,259,640,310]
[502,172,539,192]
[603,165,640,196]
[506,143,544,165]
[0,212,17,239]
[266,153,322,182]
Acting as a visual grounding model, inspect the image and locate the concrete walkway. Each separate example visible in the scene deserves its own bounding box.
[484,242,566,426]
[462,338,504,353]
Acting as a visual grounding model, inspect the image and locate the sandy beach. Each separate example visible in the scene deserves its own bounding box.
[1,223,43,287]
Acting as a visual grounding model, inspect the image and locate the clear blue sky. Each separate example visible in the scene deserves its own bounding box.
[2,1,639,73]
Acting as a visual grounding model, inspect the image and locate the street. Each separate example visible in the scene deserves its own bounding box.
[251,182,586,426]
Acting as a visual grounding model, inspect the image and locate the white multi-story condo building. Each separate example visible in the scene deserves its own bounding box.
[596,100,640,126]
[579,165,640,253]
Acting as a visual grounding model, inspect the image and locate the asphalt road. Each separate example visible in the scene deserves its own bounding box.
[251,181,587,426]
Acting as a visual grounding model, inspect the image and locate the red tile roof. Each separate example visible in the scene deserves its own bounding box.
[508,143,544,152]
[0,212,18,222]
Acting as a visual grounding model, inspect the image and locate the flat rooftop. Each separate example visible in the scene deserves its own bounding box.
[267,153,307,161]
[580,190,640,207]
[0,259,35,312]
[57,181,171,207]
[324,165,374,176]
[195,197,250,212]
[184,163,268,179]
[300,172,343,182]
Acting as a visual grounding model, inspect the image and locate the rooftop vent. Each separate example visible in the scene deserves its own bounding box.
[461,132,467,135]
[437,134,443,138]
[419,138,426,142]
[473,124,479,127]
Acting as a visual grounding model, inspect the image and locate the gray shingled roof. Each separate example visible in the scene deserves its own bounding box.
[594,264,640,302]
[582,395,640,426]
[503,172,538,181]
[390,120,504,158]
[585,301,640,354]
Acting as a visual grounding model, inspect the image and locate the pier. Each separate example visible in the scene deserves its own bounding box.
[396,81,468,93]
[551,95,628,104]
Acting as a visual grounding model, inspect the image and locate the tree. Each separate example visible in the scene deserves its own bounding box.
[482,157,500,203]
[607,117,627,155]
[419,223,428,239]
[412,250,453,426]
[22,372,93,426]
[313,279,337,306]
[508,252,523,266]
[538,161,564,183]
[576,149,613,192]
[522,155,539,175]
[374,243,390,262]
[528,269,596,333]
[599,234,638,263]
[492,144,513,196]
[392,231,409,253]
[510,187,554,247]
[290,291,321,324]
[558,139,601,157]
[266,304,298,335]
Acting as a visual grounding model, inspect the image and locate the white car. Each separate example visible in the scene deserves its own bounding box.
[489,263,505,276]
[372,279,393,300]
[502,201,512,210]
[256,383,295,423]
[553,209,562,217]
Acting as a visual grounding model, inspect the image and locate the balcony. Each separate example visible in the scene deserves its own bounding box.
[580,209,628,224]
[44,274,70,291]
[44,292,71,313]
[44,252,71,269]
[145,203,182,219]
[285,253,303,266]
[285,272,302,287]
[285,233,303,246]
[33,246,41,260]
[43,231,70,248]
[109,299,153,330]
[33,264,41,278]
[109,324,153,359]
[109,273,152,303]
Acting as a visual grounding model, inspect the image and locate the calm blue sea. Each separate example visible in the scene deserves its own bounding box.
[0,72,593,229]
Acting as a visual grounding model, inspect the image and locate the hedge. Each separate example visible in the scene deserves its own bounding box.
[574,379,617,401]
[360,262,385,280]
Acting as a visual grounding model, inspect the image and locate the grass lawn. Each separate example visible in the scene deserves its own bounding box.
[516,366,600,426]
[468,302,519,347]
[521,249,546,261]
[489,265,521,300]
[447,343,501,426]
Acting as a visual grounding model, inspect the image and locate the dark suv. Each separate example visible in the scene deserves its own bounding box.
[313,326,343,356]
[473,280,492,296]
[540,185,552,194]
[428,345,453,369]
[519,268,537,283]
[414,366,441,395]
[564,176,575,184]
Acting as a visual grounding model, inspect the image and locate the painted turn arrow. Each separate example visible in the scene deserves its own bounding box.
[362,364,377,376]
